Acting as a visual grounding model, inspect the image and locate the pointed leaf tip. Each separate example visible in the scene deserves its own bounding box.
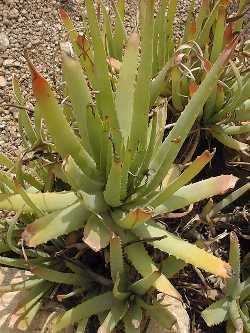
[189,81,199,97]
[221,34,239,64]
[215,175,238,194]
[198,150,213,162]
[59,8,69,21]
[22,224,36,247]
[24,54,48,97]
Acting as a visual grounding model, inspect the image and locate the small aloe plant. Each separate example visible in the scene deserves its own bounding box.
[95,0,250,157]
[202,232,250,333]
[0,0,244,332]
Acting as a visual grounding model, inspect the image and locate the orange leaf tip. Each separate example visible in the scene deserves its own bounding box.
[59,8,69,22]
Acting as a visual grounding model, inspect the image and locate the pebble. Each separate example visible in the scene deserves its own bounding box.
[9,8,19,19]
[0,76,7,87]
[0,32,9,50]
[3,59,14,67]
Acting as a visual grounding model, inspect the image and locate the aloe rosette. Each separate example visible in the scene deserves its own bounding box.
[0,0,244,332]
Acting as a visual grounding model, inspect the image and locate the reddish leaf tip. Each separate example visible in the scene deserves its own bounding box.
[189,81,199,97]
[197,150,213,162]
[22,224,36,247]
[24,54,48,97]
[59,8,69,21]
[216,175,238,194]
[221,34,239,64]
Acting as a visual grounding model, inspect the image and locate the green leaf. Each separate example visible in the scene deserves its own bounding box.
[149,150,213,208]
[0,171,16,192]
[196,0,210,36]
[210,4,227,63]
[98,299,128,333]
[110,236,124,283]
[85,0,121,150]
[112,0,127,61]
[226,232,241,298]
[86,105,105,170]
[197,0,221,47]
[31,265,85,285]
[0,256,50,269]
[202,298,230,326]
[59,9,95,84]
[150,60,172,106]
[223,124,250,135]
[182,0,195,42]
[0,278,44,293]
[211,73,250,124]
[165,0,178,60]
[129,0,154,165]
[229,300,244,332]
[130,271,160,295]
[101,3,114,57]
[53,292,114,332]
[22,202,90,247]
[133,220,231,278]
[76,318,89,333]
[155,0,168,70]
[171,66,183,112]
[13,74,26,105]
[161,255,186,279]
[125,242,180,298]
[211,126,249,151]
[143,36,239,195]
[27,59,99,180]
[154,175,238,215]
[18,108,37,148]
[115,33,139,145]
[208,183,250,218]
[62,51,92,152]
[0,191,78,213]
[63,155,104,194]
[0,153,14,170]
[113,272,130,301]
[104,158,122,207]
[13,281,51,330]
[83,214,112,252]
[113,208,152,230]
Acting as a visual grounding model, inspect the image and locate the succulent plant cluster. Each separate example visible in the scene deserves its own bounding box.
[202,232,250,332]
[0,0,249,332]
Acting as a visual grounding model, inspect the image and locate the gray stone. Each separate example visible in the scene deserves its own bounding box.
[0,32,9,50]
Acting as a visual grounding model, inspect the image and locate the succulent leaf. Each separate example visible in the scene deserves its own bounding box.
[83,214,112,252]
[134,221,231,278]
[53,292,114,332]
[202,298,230,326]
[22,202,90,247]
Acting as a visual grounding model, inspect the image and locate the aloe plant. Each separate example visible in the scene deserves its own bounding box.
[0,0,244,332]
[202,232,250,333]
[149,0,250,157]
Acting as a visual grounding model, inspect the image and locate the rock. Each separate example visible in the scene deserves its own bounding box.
[0,76,7,87]
[0,32,9,50]
[3,59,14,67]
[146,294,190,333]
[9,8,19,19]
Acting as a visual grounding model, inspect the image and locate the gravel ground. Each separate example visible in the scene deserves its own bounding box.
[0,0,249,161]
